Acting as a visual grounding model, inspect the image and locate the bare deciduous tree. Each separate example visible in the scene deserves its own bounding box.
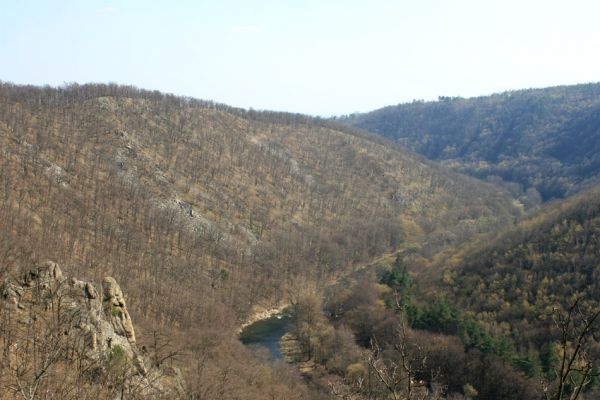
[368,322,445,400]
[543,298,600,400]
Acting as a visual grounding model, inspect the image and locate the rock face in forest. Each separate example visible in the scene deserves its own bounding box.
[0,261,184,398]
[102,276,136,343]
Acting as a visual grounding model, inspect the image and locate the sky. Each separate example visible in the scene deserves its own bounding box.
[1,0,600,116]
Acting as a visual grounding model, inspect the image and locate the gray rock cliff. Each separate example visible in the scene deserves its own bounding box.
[0,261,184,398]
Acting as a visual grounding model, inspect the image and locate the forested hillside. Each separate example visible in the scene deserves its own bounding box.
[278,188,600,400]
[444,187,600,346]
[343,83,600,202]
[0,82,519,398]
[406,187,600,398]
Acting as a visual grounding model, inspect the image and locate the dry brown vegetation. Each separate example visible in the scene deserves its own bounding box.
[0,82,520,398]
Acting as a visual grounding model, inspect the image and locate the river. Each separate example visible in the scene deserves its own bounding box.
[239,312,292,361]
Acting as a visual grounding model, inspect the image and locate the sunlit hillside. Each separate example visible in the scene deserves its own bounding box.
[0,82,520,398]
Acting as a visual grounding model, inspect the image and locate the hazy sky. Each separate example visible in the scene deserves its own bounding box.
[1,0,599,116]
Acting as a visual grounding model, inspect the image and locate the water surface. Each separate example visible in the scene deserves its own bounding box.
[240,313,292,361]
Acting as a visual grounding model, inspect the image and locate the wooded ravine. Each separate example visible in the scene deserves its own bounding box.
[0,81,598,399]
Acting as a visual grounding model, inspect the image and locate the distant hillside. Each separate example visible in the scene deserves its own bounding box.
[0,82,519,398]
[342,83,600,202]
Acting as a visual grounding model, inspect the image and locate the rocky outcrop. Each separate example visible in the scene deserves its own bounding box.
[0,261,185,398]
[22,260,63,287]
[102,276,136,343]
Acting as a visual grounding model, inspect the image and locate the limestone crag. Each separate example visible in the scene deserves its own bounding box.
[0,261,185,398]
[102,276,136,343]
[4,262,142,364]
[22,260,63,287]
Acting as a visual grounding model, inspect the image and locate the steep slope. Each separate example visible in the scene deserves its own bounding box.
[276,188,600,400]
[441,187,600,348]
[343,83,600,202]
[0,82,519,398]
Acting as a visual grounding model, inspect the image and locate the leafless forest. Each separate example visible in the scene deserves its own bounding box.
[0,82,563,398]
